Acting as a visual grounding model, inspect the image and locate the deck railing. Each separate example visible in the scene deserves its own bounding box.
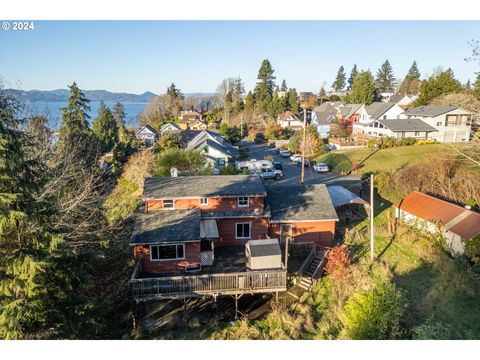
[131,268,287,299]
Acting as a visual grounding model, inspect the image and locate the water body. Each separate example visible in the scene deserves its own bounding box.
[24,101,147,129]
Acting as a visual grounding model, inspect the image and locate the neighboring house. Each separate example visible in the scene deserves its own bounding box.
[353,102,404,135]
[179,110,205,130]
[277,111,304,130]
[159,122,181,136]
[402,105,472,143]
[336,104,368,132]
[190,120,208,130]
[135,125,158,146]
[130,175,338,300]
[266,185,339,246]
[299,92,318,107]
[186,130,240,169]
[386,94,417,110]
[362,118,438,139]
[395,191,480,255]
[311,103,339,138]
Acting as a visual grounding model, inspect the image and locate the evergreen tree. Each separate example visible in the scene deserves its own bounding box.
[244,91,255,111]
[268,90,286,118]
[415,69,462,106]
[58,82,91,143]
[92,101,118,153]
[0,86,61,339]
[348,64,358,90]
[473,74,480,100]
[349,71,378,105]
[254,59,276,113]
[406,61,421,80]
[287,88,300,113]
[112,102,128,143]
[332,66,347,91]
[281,79,288,92]
[376,60,396,93]
[166,82,184,99]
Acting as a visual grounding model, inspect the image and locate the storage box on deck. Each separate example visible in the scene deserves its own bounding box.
[245,239,282,270]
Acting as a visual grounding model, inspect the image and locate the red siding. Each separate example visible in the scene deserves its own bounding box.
[216,217,269,247]
[133,242,200,273]
[145,196,264,213]
[269,221,336,247]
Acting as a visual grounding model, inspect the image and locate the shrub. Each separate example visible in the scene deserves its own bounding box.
[367,138,378,149]
[415,139,437,145]
[156,148,206,176]
[412,318,461,340]
[219,163,237,175]
[340,281,406,339]
[324,246,350,279]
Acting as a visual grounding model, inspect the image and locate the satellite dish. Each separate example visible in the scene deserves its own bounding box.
[170,167,178,177]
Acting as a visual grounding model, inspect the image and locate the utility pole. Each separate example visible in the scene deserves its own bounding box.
[301,106,307,184]
[370,173,375,262]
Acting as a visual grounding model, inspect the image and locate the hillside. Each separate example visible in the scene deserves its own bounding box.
[316,143,470,174]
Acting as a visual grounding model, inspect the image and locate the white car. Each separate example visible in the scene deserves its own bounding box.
[313,162,329,173]
[290,154,301,163]
[279,149,291,158]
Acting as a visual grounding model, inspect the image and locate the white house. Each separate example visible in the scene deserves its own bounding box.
[353,102,404,135]
[159,122,181,136]
[186,130,240,169]
[362,118,438,140]
[277,111,304,129]
[135,125,158,147]
[311,102,340,138]
[395,191,480,255]
[401,105,472,143]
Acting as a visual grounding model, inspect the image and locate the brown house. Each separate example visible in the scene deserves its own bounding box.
[130,175,338,300]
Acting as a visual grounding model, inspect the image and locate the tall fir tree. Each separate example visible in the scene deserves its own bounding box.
[254,59,276,113]
[415,69,462,106]
[112,102,128,143]
[244,90,255,111]
[332,66,347,91]
[281,79,288,92]
[349,71,378,105]
[92,101,118,153]
[347,64,358,90]
[166,82,184,99]
[287,88,300,113]
[406,61,421,80]
[376,60,396,92]
[0,86,61,339]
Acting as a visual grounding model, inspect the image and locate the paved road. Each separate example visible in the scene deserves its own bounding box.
[242,141,363,192]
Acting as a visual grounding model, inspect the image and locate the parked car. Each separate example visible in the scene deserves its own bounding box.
[273,162,283,171]
[290,154,301,162]
[260,167,283,180]
[296,159,310,167]
[279,149,291,158]
[313,162,329,173]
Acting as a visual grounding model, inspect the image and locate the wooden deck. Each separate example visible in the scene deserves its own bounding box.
[131,266,287,301]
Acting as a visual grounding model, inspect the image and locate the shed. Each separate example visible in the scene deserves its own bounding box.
[245,239,282,270]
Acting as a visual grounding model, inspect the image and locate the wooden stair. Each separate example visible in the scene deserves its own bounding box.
[297,247,329,291]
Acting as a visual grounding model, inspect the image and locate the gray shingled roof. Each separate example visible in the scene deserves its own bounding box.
[389,95,404,103]
[314,111,336,125]
[377,118,438,132]
[248,239,282,257]
[365,102,395,120]
[144,175,267,199]
[177,130,203,146]
[201,209,270,218]
[130,209,201,245]
[405,105,458,117]
[266,184,338,222]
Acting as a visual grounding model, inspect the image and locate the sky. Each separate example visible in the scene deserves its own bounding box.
[1,20,480,94]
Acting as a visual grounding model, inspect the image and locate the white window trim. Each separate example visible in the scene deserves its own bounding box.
[235,222,251,239]
[237,197,249,208]
[150,244,185,262]
[162,199,175,210]
[200,197,208,206]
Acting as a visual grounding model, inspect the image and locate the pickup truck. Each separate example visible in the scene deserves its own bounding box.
[260,167,283,180]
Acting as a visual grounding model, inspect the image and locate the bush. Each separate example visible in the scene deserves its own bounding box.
[324,246,350,279]
[156,148,206,176]
[412,318,461,340]
[340,281,406,339]
[219,163,237,175]
[367,138,378,149]
[415,139,437,145]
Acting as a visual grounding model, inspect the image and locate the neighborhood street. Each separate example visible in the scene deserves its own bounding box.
[241,141,363,193]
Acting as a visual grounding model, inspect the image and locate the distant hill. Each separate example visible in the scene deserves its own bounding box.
[6,89,158,103]
[6,89,217,103]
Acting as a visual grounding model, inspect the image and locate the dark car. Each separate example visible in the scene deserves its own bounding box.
[273,162,283,171]
[296,159,310,167]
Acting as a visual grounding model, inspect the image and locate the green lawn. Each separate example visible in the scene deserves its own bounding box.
[316,143,467,174]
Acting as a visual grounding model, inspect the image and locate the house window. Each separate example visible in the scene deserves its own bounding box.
[236,223,251,239]
[238,197,249,207]
[150,244,185,261]
[414,131,420,136]
[436,121,443,126]
[163,199,174,209]
[200,198,208,206]
[446,115,460,127]
[218,158,225,166]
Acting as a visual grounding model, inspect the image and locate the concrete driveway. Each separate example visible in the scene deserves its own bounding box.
[241,141,363,193]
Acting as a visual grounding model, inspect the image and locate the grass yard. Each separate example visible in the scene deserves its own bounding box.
[316,143,468,174]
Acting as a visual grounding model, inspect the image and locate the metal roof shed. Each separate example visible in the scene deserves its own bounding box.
[246,239,282,270]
